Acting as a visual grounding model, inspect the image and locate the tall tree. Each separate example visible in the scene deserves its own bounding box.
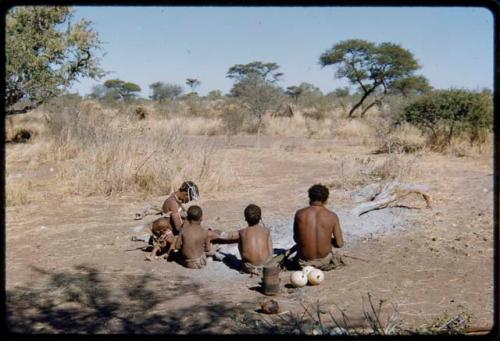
[226,61,284,147]
[319,39,427,117]
[6,6,104,115]
[185,78,201,93]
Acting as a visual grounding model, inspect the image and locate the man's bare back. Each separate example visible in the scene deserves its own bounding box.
[285,184,345,272]
[294,204,343,261]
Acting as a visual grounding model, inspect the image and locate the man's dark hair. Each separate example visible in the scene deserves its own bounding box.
[244,204,261,226]
[308,184,329,203]
[187,205,203,222]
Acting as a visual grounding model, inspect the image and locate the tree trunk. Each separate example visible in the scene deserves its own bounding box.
[256,116,262,148]
[359,100,378,117]
[447,122,454,146]
[348,87,375,118]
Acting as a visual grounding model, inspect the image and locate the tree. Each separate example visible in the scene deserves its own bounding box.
[149,82,183,102]
[333,87,350,97]
[286,82,323,104]
[6,6,104,115]
[185,78,201,93]
[226,61,284,147]
[285,86,302,104]
[403,89,493,147]
[206,90,223,100]
[319,39,427,117]
[103,79,141,102]
[390,75,432,97]
[227,61,283,96]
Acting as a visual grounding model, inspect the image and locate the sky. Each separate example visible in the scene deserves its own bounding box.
[68,6,494,97]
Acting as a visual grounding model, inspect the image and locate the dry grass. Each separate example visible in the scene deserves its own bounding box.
[333,118,375,142]
[5,100,237,202]
[6,178,34,206]
[375,123,427,154]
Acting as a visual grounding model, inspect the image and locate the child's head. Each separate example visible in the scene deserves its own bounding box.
[244,204,261,226]
[187,205,203,222]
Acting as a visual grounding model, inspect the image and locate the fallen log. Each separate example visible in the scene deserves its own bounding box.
[351,181,432,216]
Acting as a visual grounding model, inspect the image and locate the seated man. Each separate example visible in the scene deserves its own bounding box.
[175,205,221,269]
[220,204,274,276]
[285,184,345,271]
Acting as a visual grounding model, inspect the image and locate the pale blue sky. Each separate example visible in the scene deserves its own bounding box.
[69,6,494,97]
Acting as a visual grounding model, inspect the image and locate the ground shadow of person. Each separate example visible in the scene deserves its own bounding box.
[219,252,245,273]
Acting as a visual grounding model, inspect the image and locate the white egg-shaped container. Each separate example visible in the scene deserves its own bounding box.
[290,270,308,287]
[301,265,315,276]
[307,268,325,285]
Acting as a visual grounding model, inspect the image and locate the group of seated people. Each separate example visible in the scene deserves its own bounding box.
[136,181,345,275]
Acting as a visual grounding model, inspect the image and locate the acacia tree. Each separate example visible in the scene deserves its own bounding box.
[319,39,428,117]
[185,78,201,93]
[226,61,284,147]
[149,82,183,102]
[6,6,104,115]
[103,79,141,102]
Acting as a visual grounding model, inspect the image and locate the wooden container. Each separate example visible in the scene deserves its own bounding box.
[262,266,281,296]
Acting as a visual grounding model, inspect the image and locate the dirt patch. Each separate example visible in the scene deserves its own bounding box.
[5,136,494,333]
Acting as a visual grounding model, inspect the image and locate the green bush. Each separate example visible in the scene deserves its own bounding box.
[403,89,493,148]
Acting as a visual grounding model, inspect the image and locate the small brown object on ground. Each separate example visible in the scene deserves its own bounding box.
[261,299,280,314]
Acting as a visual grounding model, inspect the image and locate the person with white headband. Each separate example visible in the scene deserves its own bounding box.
[141,181,201,261]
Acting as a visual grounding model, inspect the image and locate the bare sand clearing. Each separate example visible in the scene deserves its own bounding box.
[5,135,494,334]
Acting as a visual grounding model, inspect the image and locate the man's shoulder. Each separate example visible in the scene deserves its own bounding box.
[295,206,311,216]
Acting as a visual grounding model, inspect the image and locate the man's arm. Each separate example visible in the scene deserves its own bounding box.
[166,199,184,233]
[331,214,344,248]
[216,230,240,242]
[174,232,183,250]
[267,231,273,257]
[207,229,222,240]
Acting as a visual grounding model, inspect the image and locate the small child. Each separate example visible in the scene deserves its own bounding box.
[145,217,177,261]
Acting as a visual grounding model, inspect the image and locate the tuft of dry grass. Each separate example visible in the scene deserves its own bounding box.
[6,178,34,206]
[333,118,376,143]
[375,123,427,154]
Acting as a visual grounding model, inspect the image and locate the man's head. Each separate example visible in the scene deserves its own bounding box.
[187,205,203,223]
[178,181,199,203]
[308,184,329,204]
[244,204,261,226]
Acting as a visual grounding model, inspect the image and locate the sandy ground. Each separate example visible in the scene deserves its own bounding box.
[5,135,495,334]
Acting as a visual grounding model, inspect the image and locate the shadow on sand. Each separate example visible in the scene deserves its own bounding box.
[5,264,261,334]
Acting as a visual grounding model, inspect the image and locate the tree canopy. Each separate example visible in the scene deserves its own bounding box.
[185,78,201,93]
[149,82,183,101]
[6,6,104,115]
[227,61,283,84]
[319,39,428,117]
[103,79,141,101]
